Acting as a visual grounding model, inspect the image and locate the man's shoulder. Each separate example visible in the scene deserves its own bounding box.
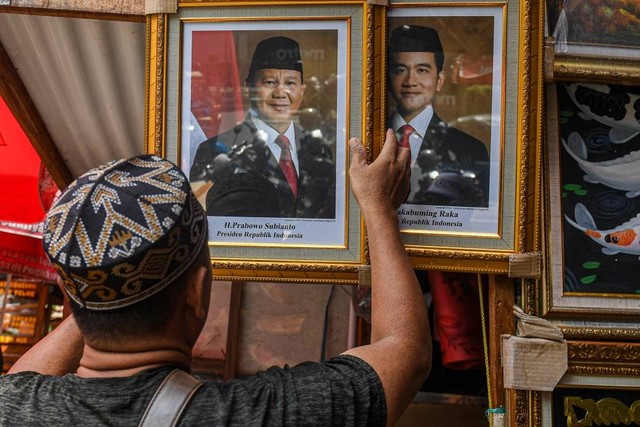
[187,355,386,426]
[0,370,44,385]
[0,369,175,425]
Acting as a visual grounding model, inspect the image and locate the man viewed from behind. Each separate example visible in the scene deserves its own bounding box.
[1,129,430,426]
[388,25,490,207]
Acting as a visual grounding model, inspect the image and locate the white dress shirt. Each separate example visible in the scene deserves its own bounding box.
[250,114,300,176]
[391,106,434,167]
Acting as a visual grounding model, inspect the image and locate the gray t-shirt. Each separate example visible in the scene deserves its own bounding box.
[0,354,386,426]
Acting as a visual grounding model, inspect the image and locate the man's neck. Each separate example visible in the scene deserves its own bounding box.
[392,106,434,138]
[76,342,192,378]
[251,114,294,137]
[397,104,433,125]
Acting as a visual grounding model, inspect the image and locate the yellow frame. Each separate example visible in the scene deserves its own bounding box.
[146,0,543,280]
[548,52,640,85]
[509,340,640,426]
[540,82,640,339]
[145,1,373,283]
[376,0,544,274]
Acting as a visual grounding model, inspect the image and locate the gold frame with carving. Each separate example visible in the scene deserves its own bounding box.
[547,50,640,86]
[509,341,640,426]
[541,82,640,336]
[545,1,640,85]
[374,0,544,274]
[145,1,374,283]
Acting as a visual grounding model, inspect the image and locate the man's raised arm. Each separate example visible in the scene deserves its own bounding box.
[8,314,83,375]
[344,129,432,426]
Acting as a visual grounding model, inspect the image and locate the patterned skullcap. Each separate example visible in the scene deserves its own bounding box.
[43,155,207,311]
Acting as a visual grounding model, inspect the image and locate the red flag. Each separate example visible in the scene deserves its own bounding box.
[191,31,245,138]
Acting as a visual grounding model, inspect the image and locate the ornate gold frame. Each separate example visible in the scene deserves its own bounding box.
[145,1,374,283]
[510,341,640,426]
[541,83,640,338]
[376,0,544,274]
[547,50,640,86]
[544,2,640,85]
[544,36,640,85]
[145,0,544,279]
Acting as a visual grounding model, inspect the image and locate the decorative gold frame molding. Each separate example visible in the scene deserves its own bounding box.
[145,1,373,283]
[544,38,640,85]
[380,0,544,274]
[541,83,640,331]
[512,341,640,426]
[144,0,544,280]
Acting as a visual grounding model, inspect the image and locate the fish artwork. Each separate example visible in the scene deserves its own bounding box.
[565,83,640,144]
[562,132,640,198]
[558,83,640,293]
[565,203,640,258]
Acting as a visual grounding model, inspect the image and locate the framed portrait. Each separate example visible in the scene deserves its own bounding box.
[381,0,543,273]
[542,82,640,335]
[146,1,372,283]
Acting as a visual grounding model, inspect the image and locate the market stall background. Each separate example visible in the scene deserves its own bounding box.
[0,94,61,372]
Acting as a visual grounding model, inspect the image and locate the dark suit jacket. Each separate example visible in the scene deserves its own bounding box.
[394,112,490,207]
[191,116,336,218]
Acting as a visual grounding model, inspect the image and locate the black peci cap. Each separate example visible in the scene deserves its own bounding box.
[389,25,443,54]
[247,36,304,82]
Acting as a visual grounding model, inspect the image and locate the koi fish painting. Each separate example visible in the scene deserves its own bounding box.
[565,83,640,144]
[565,203,640,257]
[562,132,640,198]
[558,83,640,295]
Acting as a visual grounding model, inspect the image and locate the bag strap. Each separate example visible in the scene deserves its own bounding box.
[138,369,203,427]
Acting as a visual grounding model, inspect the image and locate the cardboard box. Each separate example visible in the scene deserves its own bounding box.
[501,334,567,391]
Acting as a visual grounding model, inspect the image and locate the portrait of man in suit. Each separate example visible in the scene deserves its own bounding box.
[190,35,336,219]
[387,25,490,208]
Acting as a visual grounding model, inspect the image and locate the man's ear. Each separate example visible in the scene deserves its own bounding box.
[436,71,446,92]
[244,83,257,106]
[186,266,211,320]
[56,277,73,316]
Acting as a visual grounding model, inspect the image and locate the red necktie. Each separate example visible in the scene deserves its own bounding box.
[276,134,298,197]
[398,124,414,149]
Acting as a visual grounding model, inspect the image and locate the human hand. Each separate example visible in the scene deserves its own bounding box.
[348,128,411,213]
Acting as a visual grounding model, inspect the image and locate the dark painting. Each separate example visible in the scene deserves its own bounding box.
[557,82,640,295]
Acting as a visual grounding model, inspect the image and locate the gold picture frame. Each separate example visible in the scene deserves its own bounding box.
[547,51,640,85]
[541,82,640,337]
[377,0,544,274]
[532,341,640,426]
[544,1,640,85]
[145,1,374,283]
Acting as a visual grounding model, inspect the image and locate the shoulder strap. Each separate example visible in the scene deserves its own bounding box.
[138,369,203,427]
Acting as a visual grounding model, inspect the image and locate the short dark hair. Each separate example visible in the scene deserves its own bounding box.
[71,242,210,344]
